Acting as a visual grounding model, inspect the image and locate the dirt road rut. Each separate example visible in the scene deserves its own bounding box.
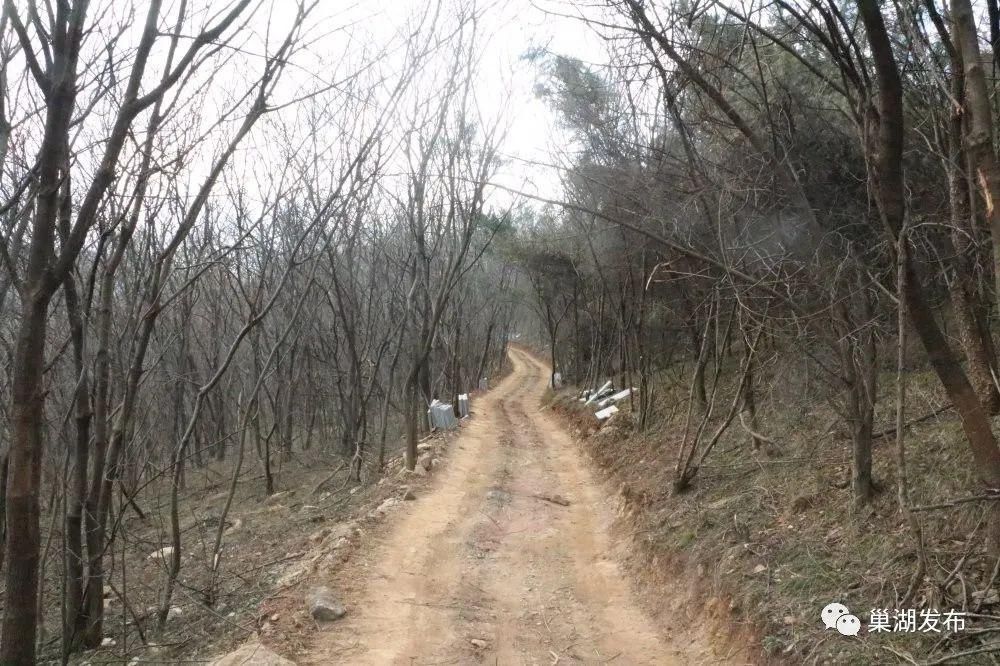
[304,348,728,665]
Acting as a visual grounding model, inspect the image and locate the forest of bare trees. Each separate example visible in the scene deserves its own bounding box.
[514,0,1000,661]
[9,0,1000,663]
[0,1,517,663]
[515,0,1000,506]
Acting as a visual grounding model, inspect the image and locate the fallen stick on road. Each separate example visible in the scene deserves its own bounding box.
[532,493,570,506]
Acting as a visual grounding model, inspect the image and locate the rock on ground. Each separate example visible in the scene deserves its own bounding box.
[369,497,400,520]
[147,546,173,561]
[210,642,296,665]
[306,586,347,621]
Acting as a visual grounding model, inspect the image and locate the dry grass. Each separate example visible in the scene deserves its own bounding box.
[55,367,510,664]
[49,427,454,665]
[552,358,1000,665]
[53,449,379,664]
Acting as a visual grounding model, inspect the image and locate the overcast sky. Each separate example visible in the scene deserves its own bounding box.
[363,0,613,209]
[476,0,610,205]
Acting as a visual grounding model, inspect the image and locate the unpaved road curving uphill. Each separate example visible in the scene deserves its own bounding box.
[304,347,731,665]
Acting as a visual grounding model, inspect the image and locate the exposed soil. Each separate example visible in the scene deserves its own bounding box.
[300,347,737,665]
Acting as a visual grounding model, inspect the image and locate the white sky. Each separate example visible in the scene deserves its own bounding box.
[361,0,612,208]
[472,0,610,206]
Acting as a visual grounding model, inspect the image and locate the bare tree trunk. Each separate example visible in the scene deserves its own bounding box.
[895,225,927,605]
[952,0,1000,317]
[59,184,92,657]
[6,293,52,664]
[860,0,1000,490]
[945,38,1000,413]
[2,10,80,657]
[740,344,762,450]
[404,374,420,471]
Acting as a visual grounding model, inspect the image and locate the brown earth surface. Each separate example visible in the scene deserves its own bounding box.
[301,347,739,665]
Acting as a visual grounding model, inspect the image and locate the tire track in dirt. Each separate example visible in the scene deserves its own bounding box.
[303,348,733,665]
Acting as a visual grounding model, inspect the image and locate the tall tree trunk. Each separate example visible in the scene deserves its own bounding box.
[988,0,1000,70]
[861,0,1000,491]
[404,373,420,471]
[836,299,877,505]
[946,23,1000,413]
[474,321,495,388]
[5,294,51,665]
[60,185,92,656]
[952,0,1000,315]
[2,23,79,659]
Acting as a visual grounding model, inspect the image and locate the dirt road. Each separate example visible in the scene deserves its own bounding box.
[305,348,728,665]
